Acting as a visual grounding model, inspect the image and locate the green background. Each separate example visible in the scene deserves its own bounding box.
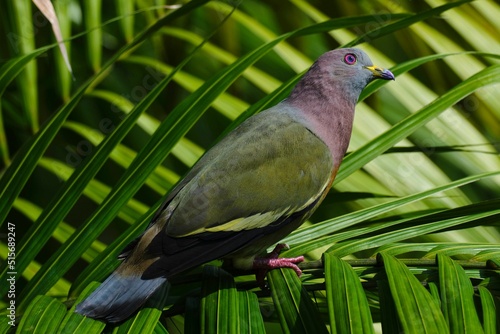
[0,0,499,333]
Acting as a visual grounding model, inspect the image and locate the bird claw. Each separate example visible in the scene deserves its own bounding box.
[253,244,304,289]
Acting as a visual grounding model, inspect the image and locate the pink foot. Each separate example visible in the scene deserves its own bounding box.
[253,244,304,288]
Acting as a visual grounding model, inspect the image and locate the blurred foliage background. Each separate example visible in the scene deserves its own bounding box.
[0,0,499,333]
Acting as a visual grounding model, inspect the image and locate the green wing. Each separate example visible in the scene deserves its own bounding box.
[164,109,334,237]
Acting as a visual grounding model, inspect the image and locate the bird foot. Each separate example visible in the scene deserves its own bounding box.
[253,244,304,288]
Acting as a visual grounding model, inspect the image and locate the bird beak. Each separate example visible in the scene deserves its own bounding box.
[364,65,395,80]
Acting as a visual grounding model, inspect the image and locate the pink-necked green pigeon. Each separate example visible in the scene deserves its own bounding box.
[76,48,394,322]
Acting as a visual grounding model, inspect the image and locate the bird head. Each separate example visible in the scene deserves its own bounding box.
[302,48,394,105]
[321,48,394,85]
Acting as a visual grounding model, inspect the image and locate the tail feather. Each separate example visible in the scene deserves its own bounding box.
[75,272,167,323]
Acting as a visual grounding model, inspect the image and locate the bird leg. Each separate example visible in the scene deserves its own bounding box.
[253,243,305,288]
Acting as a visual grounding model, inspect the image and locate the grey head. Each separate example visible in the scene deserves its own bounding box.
[288,48,394,108]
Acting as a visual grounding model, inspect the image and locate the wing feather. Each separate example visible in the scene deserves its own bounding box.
[165,109,334,237]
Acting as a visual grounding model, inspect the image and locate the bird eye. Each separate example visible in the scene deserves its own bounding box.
[343,53,357,65]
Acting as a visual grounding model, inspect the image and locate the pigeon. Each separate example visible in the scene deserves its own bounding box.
[75,48,394,323]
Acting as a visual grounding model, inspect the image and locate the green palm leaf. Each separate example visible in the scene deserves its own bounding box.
[0,1,498,333]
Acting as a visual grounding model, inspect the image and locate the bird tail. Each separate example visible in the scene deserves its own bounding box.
[75,271,167,323]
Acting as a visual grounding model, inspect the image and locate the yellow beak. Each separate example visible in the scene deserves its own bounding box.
[364,65,395,80]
